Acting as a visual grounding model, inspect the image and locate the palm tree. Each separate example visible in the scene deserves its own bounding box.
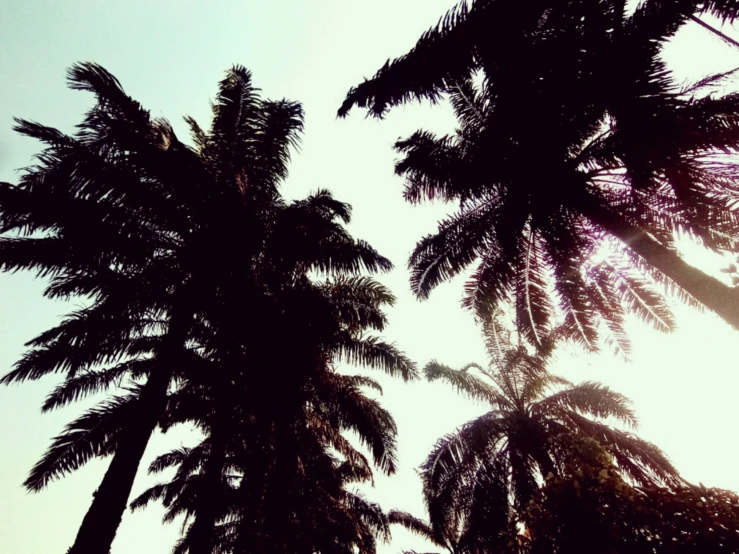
[1,63,403,554]
[339,0,739,346]
[128,270,414,554]
[1,63,211,554]
[411,321,680,553]
[390,445,739,554]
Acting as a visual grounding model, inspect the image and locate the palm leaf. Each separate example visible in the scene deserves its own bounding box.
[25,392,138,491]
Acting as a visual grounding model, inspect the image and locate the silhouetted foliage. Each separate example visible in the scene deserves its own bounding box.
[525,468,739,554]
[131,370,395,554]
[1,63,413,554]
[340,0,739,348]
[390,319,684,554]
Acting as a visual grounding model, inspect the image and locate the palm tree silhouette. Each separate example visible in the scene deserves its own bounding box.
[0,63,409,554]
[339,0,739,346]
[395,320,680,554]
[130,270,413,553]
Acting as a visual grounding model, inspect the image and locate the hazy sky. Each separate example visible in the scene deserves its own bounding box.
[2,1,739,553]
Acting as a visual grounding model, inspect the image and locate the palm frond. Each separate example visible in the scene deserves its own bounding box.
[313,374,398,475]
[338,0,478,117]
[25,392,138,491]
[535,382,638,428]
[424,361,510,408]
[388,510,447,548]
[40,359,153,412]
[561,411,681,486]
[410,200,499,299]
[337,334,418,382]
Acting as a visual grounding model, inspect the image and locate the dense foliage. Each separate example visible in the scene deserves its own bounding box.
[341,0,739,354]
[3,1,739,553]
[0,64,414,554]
[387,319,739,554]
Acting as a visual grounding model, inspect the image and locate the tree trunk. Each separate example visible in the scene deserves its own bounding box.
[67,295,194,554]
[580,200,739,330]
[67,366,173,554]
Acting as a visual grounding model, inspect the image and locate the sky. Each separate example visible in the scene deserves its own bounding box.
[1,1,739,553]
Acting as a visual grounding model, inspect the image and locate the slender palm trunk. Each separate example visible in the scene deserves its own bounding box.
[68,294,194,554]
[67,366,174,554]
[581,200,739,330]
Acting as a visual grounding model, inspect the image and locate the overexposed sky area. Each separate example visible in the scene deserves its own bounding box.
[2,1,739,553]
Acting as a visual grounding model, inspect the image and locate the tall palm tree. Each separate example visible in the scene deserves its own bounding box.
[339,0,739,346]
[1,63,403,554]
[411,321,680,553]
[1,63,211,554]
[129,269,413,554]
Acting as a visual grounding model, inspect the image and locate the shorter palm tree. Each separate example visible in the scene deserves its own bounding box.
[410,322,681,554]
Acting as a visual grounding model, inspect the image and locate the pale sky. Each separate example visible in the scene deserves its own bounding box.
[2,2,739,553]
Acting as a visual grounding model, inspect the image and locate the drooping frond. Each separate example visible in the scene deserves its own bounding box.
[66,62,151,130]
[1,301,147,384]
[533,381,638,428]
[424,361,510,408]
[388,510,447,548]
[40,358,154,412]
[560,411,681,487]
[319,275,395,333]
[409,200,500,299]
[341,374,384,395]
[25,391,138,491]
[337,334,418,382]
[514,230,554,347]
[338,0,478,118]
[312,373,399,475]
[148,447,199,475]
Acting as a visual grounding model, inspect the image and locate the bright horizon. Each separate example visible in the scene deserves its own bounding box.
[2,1,739,552]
